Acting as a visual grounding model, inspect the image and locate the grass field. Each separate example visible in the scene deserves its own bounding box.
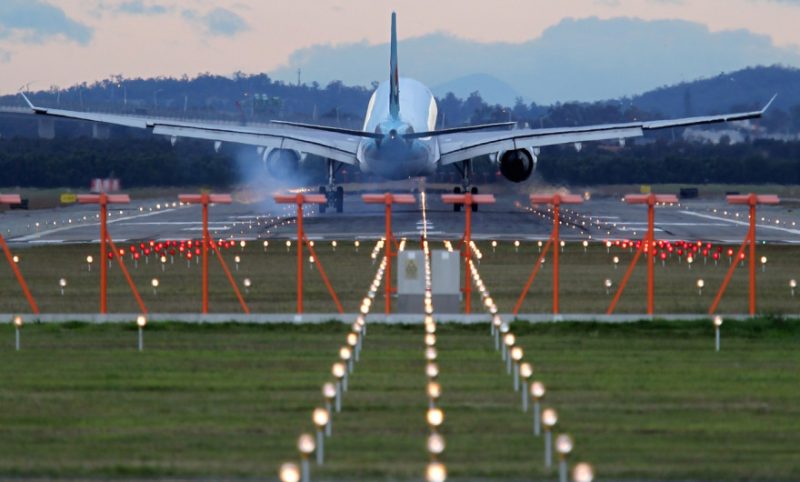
[1,241,798,315]
[0,321,798,480]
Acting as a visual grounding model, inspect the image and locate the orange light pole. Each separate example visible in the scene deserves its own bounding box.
[275,193,343,315]
[709,194,779,316]
[0,194,39,314]
[607,193,678,316]
[441,193,496,314]
[529,193,583,315]
[362,193,416,315]
[178,193,233,313]
[78,193,134,314]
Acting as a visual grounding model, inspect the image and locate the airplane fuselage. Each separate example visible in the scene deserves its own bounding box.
[358,78,439,180]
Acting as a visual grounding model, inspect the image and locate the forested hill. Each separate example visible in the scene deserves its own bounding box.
[631,66,800,117]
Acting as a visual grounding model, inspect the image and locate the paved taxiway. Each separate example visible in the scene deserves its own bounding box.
[2,189,799,246]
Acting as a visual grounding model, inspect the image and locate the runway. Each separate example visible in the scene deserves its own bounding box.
[2,187,800,246]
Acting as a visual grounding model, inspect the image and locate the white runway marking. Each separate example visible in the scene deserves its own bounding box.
[11,209,178,242]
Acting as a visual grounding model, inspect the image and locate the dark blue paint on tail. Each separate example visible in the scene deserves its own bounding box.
[389,12,400,121]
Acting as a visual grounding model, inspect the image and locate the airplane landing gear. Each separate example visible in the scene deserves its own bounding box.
[452,160,479,212]
[319,160,344,213]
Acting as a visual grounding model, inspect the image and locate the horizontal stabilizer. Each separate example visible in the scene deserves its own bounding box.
[269,120,383,139]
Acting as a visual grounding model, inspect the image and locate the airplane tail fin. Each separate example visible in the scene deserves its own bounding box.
[389,12,400,120]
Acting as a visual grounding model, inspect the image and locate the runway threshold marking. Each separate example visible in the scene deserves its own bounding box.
[680,210,800,237]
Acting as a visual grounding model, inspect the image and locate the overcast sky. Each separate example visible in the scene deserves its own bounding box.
[0,0,798,95]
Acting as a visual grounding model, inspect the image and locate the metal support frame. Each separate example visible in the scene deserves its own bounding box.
[179,193,248,314]
[606,193,678,316]
[78,193,148,315]
[0,194,39,314]
[514,193,583,315]
[275,193,344,315]
[441,193,496,314]
[362,193,416,315]
[709,194,779,316]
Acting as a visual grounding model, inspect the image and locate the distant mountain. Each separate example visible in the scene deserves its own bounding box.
[270,16,800,104]
[630,66,800,117]
[431,74,521,106]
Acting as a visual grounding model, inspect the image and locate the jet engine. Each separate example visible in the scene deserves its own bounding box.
[498,149,536,183]
[265,149,300,179]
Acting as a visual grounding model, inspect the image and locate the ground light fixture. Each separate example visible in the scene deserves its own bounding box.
[297,433,315,482]
[582,240,589,253]
[263,240,269,252]
[520,362,533,412]
[572,462,594,482]
[286,240,291,252]
[604,278,613,295]
[59,277,67,296]
[425,346,437,361]
[491,240,497,253]
[613,256,619,269]
[426,407,444,430]
[332,361,347,395]
[427,381,441,409]
[697,278,704,296]
[347,332,359,361]
[151,278,159,296]
[426,362,439,379]
[542,407,558,468]
[13,315,22,351]
[425,334,436,347]
[340,346,353,374]
[234,255,241,271]
[426,461,447,482]
[511,346,524,391]
[791,279,797,297]
[311,408,329,465]
[427,433,446,460]
[713,315,723,352]
[243,278,251,294]
[761,255,768,272]
[136,315,147,352]
[556,434,574,482]
[503,333,516,373]
[86,255,94,272]
[160,255,167,271]
[321,382,336,434]
[279,462,300,482]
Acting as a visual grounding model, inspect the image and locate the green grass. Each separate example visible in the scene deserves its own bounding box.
[1,242,799,315]
[1,321,799,480]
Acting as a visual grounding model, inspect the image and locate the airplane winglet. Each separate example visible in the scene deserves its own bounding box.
[18,92,47,114]
[19,92,34,110]
[761,93,778,114]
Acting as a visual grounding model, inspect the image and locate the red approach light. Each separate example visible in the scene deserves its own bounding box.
[179,246,185,253]
[107,252,114,260]
[129,245,136,253]
[677,249,684,256]
[713,252,720,260]
[702,249,709,257]
[727,248,734,257]
[170,249,176,256]
[133,253,140,260]
[739,252,746,260]
[706,243,712,250]
[660,251,667,260]
[118,249,125,257]
[187,252,193,260]
[139,242,146,250]
[149,240,155,247]
[194,247,201,255]
[144,248,151,256]
[667,245,674,253]
[187,240,193,248]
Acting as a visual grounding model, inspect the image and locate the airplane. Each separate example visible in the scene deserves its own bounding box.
[21,12,775,213]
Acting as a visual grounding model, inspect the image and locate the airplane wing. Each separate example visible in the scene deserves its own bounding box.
[20,94,361,165]
[437,95,777,166]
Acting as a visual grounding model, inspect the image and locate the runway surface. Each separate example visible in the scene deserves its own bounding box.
[2,187,800,246]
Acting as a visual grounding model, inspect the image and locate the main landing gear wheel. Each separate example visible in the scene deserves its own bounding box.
[318,185,344,213]
[335,186,344,213]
